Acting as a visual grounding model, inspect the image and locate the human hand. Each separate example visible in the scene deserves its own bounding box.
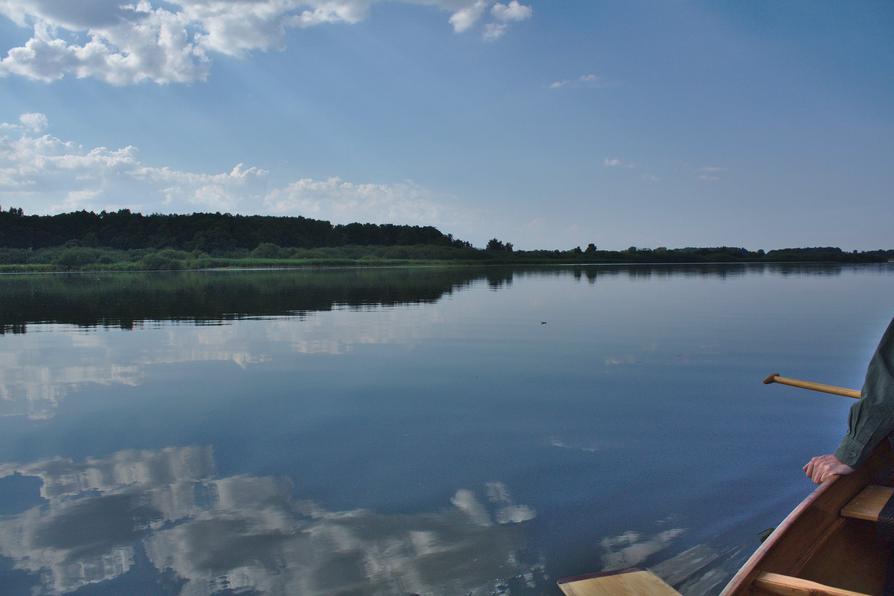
[803,454,854,484]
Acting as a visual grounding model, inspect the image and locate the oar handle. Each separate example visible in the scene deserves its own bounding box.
[763,374,861,399]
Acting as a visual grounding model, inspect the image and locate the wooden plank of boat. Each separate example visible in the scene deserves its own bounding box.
[557,568,679,596]
[721,442,894,595]
[560,377,887,595]
[751,572,869,595]
[840,484,894,521]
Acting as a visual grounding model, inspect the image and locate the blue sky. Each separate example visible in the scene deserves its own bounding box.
[0,1,891,250]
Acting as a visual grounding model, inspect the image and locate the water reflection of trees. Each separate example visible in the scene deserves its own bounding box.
[490,263,851,287]
[0,446,543,595]
[0,263,869,333]
[566,262,851,283]
[0,269,492,333]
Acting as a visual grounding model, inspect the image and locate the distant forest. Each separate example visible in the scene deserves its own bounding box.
[0,207,891,271]
[0,207,465,250]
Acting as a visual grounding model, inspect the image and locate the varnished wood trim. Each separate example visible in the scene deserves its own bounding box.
[720,443,891,595]
[558,569,678,596]
[790,518,845,576]
[752,572,869,596]
[762,375,861,399]
[557,567,641,585]
[840,485,894,522]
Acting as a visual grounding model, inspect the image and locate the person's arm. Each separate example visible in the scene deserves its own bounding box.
[834,318,894,467]
[805,318,894,483]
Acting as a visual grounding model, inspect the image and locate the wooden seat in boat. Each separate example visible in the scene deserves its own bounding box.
[559,447,894,595]
[721,443,894,596]
[841,485,894,522]
[557,569,678,595]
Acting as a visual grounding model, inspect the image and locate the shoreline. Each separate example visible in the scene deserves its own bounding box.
[1,258,891,275]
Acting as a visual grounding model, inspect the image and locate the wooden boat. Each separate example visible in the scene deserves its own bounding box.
[558,568,678,595]
[559,443,894,596]
[721,440,894,595]
[558,374,894,596]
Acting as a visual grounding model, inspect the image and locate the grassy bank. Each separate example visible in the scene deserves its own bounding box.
[0,244,890,273]
[0,244,484,272]
[2,208,891,272]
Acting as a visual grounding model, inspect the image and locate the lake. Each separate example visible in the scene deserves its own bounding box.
[0,264,892,595]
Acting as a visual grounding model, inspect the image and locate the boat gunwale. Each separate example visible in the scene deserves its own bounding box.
[720,473,842,594]
[721,443,889,595]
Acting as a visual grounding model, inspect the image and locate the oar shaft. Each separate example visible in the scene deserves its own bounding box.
[763,373,861,399]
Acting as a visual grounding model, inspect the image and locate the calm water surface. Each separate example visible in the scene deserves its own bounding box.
[0,264,892,595]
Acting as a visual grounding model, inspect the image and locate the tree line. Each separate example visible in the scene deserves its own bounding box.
[0,207,470,251]
[0,207,890,266]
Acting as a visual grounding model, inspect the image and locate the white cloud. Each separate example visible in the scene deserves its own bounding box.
[18,112,47,132]
[482,22,507,41]
[0,112,459,227]
[264,176,447,225]
[696,165,726,182]
[0,8,208,85]
[0,111,48,132]
[0,0,534,84]
[550,72,606,90]
[491,1,532,22]
[448,0,487,32]
[603,157,634,169]
[0,115,267,212]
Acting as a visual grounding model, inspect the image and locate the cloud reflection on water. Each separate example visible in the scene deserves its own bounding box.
[0,446,542,595]
[0,264,861,420]
[0,305,442,420]
[600,528,685,571]
[596,528,746,596]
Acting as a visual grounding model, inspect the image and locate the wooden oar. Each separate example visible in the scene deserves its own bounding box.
[763,374,861,399]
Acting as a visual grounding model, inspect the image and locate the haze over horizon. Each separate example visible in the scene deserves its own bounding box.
[0,1,891,251]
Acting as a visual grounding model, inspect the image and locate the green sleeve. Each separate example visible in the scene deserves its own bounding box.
[835,318,894,467]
